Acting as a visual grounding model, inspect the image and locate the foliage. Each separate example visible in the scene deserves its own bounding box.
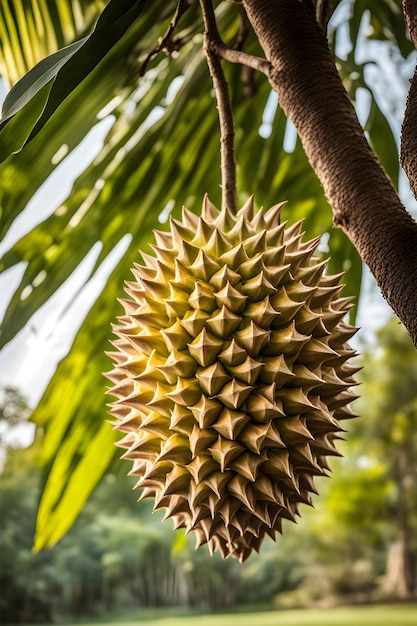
[0,386,30,448]
[0,446,50,623]
[298,319,417,600]
[0,440,297,622]
[2,319,417,622]
[0,441,384,622]
[347,318,417,549]
[0,0,414,546]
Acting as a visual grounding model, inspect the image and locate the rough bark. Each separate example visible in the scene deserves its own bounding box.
[401,0,417,197]
[242,0,417,346]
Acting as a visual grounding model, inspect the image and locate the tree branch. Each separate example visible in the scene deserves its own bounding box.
[210,40,270,75]
[234,6,251,50]
[316,0,334,32]
[243,0,417,346]
[139,0,192,77]
[401,0,417,198]
[200,0,238,213]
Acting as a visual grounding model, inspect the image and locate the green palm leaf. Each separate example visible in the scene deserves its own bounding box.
[0,0,105,86]
[0,0,151,156]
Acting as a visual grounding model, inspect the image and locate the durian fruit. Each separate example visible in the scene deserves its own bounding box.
[106,196,358,562]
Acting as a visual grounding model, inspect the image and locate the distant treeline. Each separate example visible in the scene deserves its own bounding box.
[2,319,417,623]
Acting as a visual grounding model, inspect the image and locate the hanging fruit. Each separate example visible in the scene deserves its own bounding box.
[106,195,358,561]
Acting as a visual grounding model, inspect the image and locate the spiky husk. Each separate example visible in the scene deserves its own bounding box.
[106,197,358,562]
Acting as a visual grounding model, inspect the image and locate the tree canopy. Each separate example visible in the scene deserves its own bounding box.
[0,0,416,549]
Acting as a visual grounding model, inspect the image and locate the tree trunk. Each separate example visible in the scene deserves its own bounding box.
[242,0,417,346]
[401,0,417,198]
[382,541,412,599]
[396,445,414,597]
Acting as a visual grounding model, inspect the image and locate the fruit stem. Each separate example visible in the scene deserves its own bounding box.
[200,0,238,214]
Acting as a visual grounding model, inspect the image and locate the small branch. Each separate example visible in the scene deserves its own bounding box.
[139,0,192,77]
[316,0,334,32]
[214,5,270,99]
[403,0,417,47]
[234,6,250,50]
[200,0,238,213]
[211,40,270,76]
[401,0,417,198]
[233,6,261,99]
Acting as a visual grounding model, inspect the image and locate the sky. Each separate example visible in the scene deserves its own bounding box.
[0,2,416,446]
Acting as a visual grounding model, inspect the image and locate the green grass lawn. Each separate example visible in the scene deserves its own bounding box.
[26,604,417,626]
